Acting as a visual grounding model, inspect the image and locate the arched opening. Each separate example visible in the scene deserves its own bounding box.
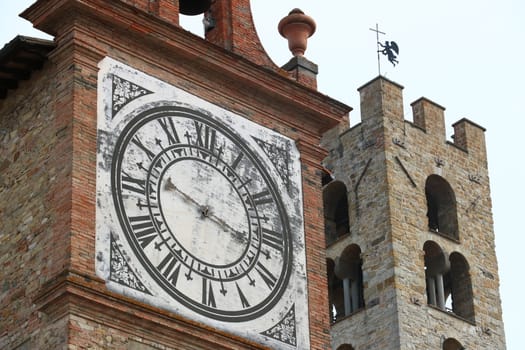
[449,252,475,322]
[336,345,355,350]
[423,241,449,309]
[443,337,464,350]
[334,244,364,319]
[327,258,344,323]
[179,1,212,37]
[423,243,475,322]
[425,175,459,240]
[323,181,350,245]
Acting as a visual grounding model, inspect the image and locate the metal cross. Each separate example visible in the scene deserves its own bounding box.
[369,23,386,75]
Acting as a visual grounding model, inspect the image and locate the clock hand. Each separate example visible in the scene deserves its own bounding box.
[165,177,248,243]
[165,177,240,229]
[165,177,203,210]
[208,212,249,245]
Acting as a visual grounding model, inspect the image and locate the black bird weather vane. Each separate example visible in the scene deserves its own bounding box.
[370,24,399,75]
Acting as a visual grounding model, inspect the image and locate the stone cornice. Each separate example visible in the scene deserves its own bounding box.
[34,270,268,350]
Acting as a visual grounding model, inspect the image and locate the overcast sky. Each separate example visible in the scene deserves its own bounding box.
[2,1,524,349]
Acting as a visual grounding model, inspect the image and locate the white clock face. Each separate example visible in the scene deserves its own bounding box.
[96,57,310,349]
[112,107,292,321]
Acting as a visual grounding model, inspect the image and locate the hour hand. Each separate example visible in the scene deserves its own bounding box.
[165,177,201,208]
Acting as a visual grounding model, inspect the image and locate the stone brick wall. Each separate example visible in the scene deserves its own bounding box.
[321,77,401,350]
[0,57,73,349]
[321,77,505,349]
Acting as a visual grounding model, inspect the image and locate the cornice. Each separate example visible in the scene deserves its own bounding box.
[34,270,268,349]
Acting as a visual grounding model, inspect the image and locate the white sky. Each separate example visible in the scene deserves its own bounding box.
[2,1,524,349]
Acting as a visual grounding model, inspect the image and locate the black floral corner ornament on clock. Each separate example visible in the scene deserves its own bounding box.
[261,304,297,346]
[95,57,310,348]
[111,75,152,119]
[109,234,151,295]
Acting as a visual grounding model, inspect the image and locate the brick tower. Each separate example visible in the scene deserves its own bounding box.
[321,77,506,349]
[0,1,349,349]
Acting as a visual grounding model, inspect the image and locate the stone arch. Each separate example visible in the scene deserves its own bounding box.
[423,241,449,309]
[425,175,459,240]
[326,258,344,323]
[443,337,464,350]
[423,243,475,321]
[448,252,475,322]
[333,244,364,318]
[336,345,355,350]
[323,180,350,245]
[321,168,333,186]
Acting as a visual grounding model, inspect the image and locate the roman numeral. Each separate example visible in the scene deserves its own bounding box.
[202,278,216,308]
[237,178,252,190]
[185,260,195,281]
[131,136,156,161]
[194,121,216,153]
[218,272,227,296]
[122,172,146,196]
[236,282,250,308]
[129,215,161,249]
[227,152,244,178]
[231,152,244,169]
[248,189,273,206]
[158,117,181,145]
[256,262,277,290]
[261,227,284,252]
[157,252,182,287]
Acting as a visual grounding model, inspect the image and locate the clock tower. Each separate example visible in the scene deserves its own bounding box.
[0,1,506,350]
[0,1,349,349]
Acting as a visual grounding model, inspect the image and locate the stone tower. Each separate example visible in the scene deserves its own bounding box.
[321,77,506,349]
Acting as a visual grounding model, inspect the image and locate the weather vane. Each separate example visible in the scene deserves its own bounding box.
[369,24,399,75]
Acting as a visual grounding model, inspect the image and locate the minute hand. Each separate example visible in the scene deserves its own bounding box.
[165,177,248,242]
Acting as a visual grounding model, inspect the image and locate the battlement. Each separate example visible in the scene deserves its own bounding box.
[322,75,503,350]
[356,76,486,156]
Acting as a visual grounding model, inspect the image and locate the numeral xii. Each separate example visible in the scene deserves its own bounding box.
[194,121,216,152]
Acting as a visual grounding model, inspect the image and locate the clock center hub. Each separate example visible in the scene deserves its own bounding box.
[158,158,251,268]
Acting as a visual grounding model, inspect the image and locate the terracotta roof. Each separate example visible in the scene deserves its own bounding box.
[0,35,55,99]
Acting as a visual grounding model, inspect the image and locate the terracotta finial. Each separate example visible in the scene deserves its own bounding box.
[278,9,316,57]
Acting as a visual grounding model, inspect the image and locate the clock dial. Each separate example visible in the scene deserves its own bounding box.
[111,106,292,321]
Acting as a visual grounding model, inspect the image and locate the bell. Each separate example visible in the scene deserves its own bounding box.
[179,0,212,16]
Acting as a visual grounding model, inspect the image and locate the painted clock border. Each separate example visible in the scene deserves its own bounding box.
[95,57,310,349]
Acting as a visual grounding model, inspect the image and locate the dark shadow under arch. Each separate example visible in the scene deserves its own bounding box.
[425,175,459,240]
[323,180,350,245]
[443,337,464,350]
